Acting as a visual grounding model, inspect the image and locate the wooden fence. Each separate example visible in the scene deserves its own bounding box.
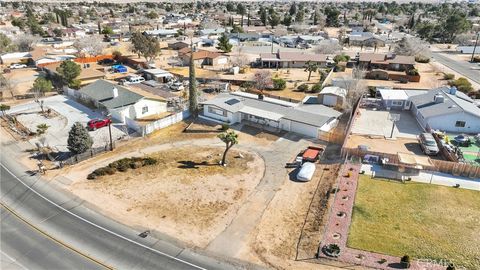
[74,55,113,64]
[342,147,480,179]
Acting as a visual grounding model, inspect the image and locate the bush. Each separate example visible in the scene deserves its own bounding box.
[406,69,419,76]
[272,78,286,90]
[297,83,309,92]
[473,56,480,63]
[142,157,157,166]
[449,77,473,93]
[333,54,350,63]
[443,73,455,80]
[446,264,455,270]
[221,123,230,131]
[400,255,411,268]
[415,55,430,63]
[88,157,157,179]
[334,65,346,72]
[311,83,322,93]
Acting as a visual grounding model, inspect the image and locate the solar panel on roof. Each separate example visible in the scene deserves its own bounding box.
[225,99,240,105]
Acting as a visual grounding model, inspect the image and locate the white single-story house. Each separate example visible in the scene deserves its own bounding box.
[77,80,167,124]
[200,92,342,138]
[318,86,347,108]
[410,86,480,133]
[376,88,427,110]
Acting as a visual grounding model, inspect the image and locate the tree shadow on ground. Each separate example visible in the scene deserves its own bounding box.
[387,262,406,269]
[177,160,218,169]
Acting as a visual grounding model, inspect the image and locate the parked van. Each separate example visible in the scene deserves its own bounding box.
[296,162,316,182]
[122,75,145,85]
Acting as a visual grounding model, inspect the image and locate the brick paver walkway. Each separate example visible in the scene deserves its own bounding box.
[318,163,445,270]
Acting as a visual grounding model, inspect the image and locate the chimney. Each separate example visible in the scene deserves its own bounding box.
[112,87,118,98]
[449,86,457,95]
[434,94,444,104]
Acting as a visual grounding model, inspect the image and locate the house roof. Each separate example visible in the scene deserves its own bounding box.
[201,92,341,128]
[359,53,415,65]
[320,86,347,98]
[78,79,144,109]
[410,86,480,119]
[180,49,224,60]
[260,51,327,62]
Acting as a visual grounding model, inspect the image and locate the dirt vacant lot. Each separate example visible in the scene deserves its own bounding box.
[348,175,480,269]
[67,146,265,247]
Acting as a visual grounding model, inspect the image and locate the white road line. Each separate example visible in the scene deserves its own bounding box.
[1,164,207,270]
[0,249,29,270]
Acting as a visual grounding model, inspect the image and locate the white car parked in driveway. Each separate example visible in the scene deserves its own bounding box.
[169,82,184,91]
[9,63,27,69]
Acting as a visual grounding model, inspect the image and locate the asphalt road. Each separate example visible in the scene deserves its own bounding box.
[1,204,106,270]
[431,52,480,84]
[0,143,252,270]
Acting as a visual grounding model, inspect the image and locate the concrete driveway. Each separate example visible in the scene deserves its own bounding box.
[9,95,127,152]
[351,109,423,139]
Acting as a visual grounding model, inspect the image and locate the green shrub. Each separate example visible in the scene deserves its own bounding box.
[89,157,157,179]
[311,83,322,93]
[334,65,346,72]
[297,83,309,92]
[400,255,411,268]
[406,69,419,76]
[449,77,473,93]
[272,78,286,90]
[415,55,430,63]
[443,73,455,80]
[142,157,157,166]
[221,123,230,131]
[334,54,350,63]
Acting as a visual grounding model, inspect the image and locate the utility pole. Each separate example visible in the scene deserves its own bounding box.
[470,32,479,62]
[108,122,113,151]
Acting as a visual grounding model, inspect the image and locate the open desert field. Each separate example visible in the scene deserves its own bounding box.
[67,146,264,247]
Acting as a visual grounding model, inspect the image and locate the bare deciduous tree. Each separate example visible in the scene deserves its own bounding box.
[0,75,18,99]
[334,67,367,112]
[73,35,106,57]
[230,46,250,68]
[314,39,342,55]
[394,37,431,58]
[254,70,272,91]
[14,34,39,52]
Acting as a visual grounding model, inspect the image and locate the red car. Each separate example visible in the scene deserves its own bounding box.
[87,118,112,130]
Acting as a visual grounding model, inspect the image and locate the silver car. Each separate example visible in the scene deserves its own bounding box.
[419,133,439,155]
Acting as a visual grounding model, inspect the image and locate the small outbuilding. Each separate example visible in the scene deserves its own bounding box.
[318,86,347,108]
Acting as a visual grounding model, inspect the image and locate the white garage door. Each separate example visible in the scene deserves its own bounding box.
[290,121,318,138]
[323,95,337,106]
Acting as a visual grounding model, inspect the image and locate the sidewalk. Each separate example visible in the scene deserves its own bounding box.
[361,164,480,191]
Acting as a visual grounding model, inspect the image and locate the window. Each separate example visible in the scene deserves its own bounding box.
[455,121,466,128]
[392,101,403,106]
[142,106,148,114]
[208,106,226,116]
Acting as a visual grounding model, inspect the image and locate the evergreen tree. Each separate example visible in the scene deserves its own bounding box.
[259,7,268,26]
[67,122,93,154]
[289,2,297,16]
[188,42,198,117]
[217,33,232,52]
[56,61,81,88]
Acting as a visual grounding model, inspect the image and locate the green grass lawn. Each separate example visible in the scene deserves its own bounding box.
[348,175,480,269]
